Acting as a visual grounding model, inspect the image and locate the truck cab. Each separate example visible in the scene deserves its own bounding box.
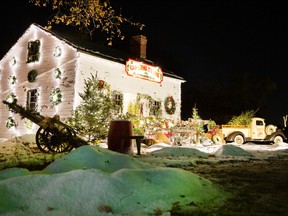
[250,117,266,140]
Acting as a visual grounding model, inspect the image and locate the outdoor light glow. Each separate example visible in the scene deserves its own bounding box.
[55,105,59,114]
[125,59,163,83]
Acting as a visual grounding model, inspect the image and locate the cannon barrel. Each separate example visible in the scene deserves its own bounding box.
[3,100,45,124]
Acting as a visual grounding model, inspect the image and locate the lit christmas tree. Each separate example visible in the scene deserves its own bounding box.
[192,103,201,119]
[66,74,115,144]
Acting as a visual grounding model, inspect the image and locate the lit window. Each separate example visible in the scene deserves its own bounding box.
[26,89,38,112]
[27,40,40,63]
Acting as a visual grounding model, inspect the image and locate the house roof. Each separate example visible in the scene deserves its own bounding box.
[33,23,185,81]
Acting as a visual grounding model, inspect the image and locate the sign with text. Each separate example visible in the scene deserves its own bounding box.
[125,59,163,83]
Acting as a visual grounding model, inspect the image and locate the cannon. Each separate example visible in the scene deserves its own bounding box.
[3,100,87,153]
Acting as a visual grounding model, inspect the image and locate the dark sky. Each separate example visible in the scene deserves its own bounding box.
[1,0,287,126]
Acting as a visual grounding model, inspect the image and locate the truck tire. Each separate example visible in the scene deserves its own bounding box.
[273,135,283,144]
[212,135,223,144]
[233,134,245,145]
[265,124,277,135]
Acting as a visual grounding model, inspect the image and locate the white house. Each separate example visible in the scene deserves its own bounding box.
[0,23,185,140]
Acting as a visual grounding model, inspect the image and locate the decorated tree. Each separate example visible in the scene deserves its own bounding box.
[192,103,201,119]
[65,74,116,144]
[28,0,144,45]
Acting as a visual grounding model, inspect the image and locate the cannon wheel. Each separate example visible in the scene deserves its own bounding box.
[36,127,51,153]
[36,125,75,153]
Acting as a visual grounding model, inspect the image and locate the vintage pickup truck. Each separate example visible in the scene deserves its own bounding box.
[220,117,286,145]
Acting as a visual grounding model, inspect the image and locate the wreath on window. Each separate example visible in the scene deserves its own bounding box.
[28,70,38,82]
[50,87,62,106]
[164,96,176,115]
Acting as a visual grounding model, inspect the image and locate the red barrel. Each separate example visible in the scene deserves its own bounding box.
[107,120,133,154]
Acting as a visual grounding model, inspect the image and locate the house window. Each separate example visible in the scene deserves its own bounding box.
[114,94,122,106]
[150,100,162,116]
[111,91,123,113]
[26,89,38,112]
[27,40,40,63]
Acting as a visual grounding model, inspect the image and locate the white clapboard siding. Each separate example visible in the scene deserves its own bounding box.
[0,23,185,139]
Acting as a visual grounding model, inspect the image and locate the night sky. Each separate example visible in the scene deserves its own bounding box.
[1,1,287,126]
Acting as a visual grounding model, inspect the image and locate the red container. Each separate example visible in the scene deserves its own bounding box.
[107,120,133,154]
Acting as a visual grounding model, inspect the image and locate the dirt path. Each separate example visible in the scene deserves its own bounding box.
[184,154,288,215]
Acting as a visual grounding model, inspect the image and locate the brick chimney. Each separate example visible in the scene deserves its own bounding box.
[130,35,147,59]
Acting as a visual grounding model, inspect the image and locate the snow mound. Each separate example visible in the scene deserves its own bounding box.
[42,145,155,174]
[0,145,228,216]
[214,144,253,157]
[148,146,209,158]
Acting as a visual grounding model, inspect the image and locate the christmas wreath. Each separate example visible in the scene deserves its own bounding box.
[27,70,38,82]
[164,96,176,115]
[50,87,62,106]
[6,117,17,129]
[8,75,17,85]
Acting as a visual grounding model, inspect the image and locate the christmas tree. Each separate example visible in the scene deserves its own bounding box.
[66,74,116,144]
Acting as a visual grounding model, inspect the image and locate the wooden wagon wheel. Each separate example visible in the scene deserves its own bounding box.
[36,124,75,153]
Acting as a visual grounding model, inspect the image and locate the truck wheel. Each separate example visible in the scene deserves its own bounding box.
[212,135,223,144]
[234,135,244,145]
[273,135,283,144]
[266,124,277,135]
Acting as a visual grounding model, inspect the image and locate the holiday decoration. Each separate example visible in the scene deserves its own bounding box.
[50,87,62,106]
[8,75,17,85]
[125,59,163,83]
[6,92,17,103]
[65,74,116,144]
[97,80,105,90]
[6,117,17,129]
[53,46,62,57]
[164,96,176,115]
[54,68,62,79]
[27,70,38,82]
[9,57,16,66]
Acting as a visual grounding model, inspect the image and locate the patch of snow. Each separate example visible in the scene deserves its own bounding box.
[0,145,228,216]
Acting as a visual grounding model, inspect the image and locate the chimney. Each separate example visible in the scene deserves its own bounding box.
[130,35,147,59]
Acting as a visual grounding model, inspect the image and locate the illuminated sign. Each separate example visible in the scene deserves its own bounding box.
[125,59,163,83]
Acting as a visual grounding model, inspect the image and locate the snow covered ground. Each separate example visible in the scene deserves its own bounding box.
[0,135,288,215]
